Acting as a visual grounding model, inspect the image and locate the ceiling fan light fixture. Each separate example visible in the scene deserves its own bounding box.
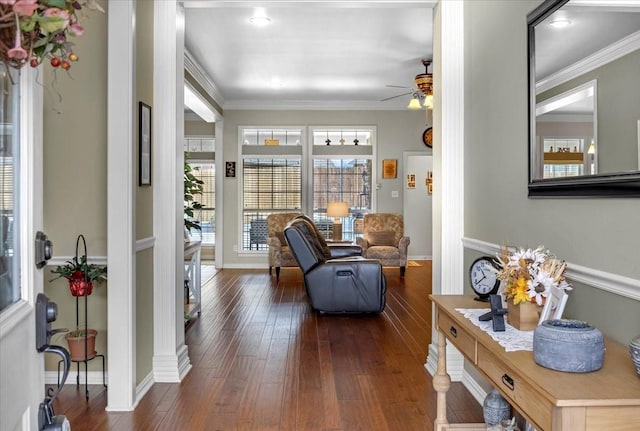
[407,96,422,110]
[414,59,433,94]
[423,94,433,109]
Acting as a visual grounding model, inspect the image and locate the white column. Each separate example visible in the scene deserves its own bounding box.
[107,0,136,411]
[153,0,192,382]
[427,0,466,379]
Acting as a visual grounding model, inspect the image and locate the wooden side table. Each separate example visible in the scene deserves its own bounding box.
[430,294,640,431]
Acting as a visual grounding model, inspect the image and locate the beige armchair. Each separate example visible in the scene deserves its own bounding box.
[267,211,302,280]
[356,213,410,277]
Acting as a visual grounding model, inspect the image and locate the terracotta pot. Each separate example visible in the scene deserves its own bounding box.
[66,329,97,361]
[506,300,540,331]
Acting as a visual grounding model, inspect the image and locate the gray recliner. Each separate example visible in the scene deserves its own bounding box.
[284,218,386,313]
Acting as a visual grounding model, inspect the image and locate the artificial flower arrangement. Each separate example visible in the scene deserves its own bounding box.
[50,254,107,296]
[495,245,572,306]
[0,0,103,70]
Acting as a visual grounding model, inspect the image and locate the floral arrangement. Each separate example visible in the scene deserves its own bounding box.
[51,254,107,296]
[495,246,571,305]
[0,0,103,70]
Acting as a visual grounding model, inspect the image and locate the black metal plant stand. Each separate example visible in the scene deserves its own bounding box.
[57,234,106,401]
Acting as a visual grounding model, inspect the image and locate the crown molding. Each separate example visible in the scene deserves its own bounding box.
[183,1,438,9]
[222,99,408,111]
[536,30,640,94]
[184,49,225,109]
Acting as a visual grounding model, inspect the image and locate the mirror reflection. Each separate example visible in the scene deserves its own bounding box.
[529,0,640,185]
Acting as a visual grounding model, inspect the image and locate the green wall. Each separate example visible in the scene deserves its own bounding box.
[43,1,108,372]
[135,0,155,385]
[463,0,640,345]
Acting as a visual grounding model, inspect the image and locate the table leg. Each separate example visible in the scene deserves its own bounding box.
[433,325,452,430]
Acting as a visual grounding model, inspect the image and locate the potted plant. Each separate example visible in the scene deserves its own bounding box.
[184,159,204,233]
[50,254,107,297]
[64,327,98,361]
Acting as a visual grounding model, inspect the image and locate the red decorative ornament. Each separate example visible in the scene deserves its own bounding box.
[67,270,93,296]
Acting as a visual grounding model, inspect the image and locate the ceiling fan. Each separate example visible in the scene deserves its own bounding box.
[382,59,433,109]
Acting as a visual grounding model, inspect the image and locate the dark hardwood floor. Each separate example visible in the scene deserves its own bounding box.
[52,262,483,430]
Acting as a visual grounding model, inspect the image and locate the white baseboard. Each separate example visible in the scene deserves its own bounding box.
[461,369,488,406]
[222,263,269,269]
[423,342,465,381]
[153,345,192,383]
[45,370,107,386]
[135,371,155,405]
[425,343,438,376]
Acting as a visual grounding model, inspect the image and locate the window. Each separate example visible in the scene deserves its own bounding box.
[312,159,372,239]
[542,138,585,178]
[185,161,215,245]
[240,127,303,251]
[310,127,375,240]
[0,71,20,312]
[185,136,216,245]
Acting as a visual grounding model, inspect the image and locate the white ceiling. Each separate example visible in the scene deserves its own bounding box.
[183,1,436,110]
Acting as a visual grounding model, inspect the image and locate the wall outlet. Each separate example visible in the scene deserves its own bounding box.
[391,190,399,198]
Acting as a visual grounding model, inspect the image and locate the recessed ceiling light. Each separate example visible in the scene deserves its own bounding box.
[549,19,572,28]
[250,7,271,26]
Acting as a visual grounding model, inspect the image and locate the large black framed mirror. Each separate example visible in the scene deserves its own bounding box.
[527,0,640,197]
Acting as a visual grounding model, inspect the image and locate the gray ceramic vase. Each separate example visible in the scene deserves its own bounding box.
[533,319,604,373]
[483,389,511,426]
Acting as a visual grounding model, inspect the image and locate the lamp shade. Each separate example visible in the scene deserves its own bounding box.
[407,96,422,110]
[326,201,349,218]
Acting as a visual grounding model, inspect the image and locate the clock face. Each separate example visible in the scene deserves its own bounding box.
[423,127,433,148]
[469,257,500,298]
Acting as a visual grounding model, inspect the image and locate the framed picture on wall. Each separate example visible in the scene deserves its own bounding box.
[225,161,236,178]
[138,102,152,186]
[407,173,416,188]
[382,159,397,179]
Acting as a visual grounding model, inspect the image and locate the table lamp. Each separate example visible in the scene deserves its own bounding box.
[326,201,349,241]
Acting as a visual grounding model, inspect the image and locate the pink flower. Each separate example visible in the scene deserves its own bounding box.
[42,7,70,27]
[8,46,27,60]
[39,7,71,33]
[7,12,27,60]
[69,23,84,36]
[13,0,38,16]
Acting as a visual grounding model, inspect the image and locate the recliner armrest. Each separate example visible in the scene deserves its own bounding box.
[355,237,369,251]
[328,244,362,259]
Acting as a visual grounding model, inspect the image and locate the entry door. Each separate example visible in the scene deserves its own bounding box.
[403,153,433,259]
[0,68,46,430]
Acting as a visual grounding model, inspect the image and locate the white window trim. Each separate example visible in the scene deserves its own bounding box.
[0,64,42,337]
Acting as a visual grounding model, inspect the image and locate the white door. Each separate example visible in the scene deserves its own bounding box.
[403,153,433,259]
[0,68,47,429]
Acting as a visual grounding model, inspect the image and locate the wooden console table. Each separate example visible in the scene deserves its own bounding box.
[430,295,640,431]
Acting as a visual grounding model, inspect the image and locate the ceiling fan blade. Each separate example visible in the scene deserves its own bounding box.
[385,84,413,89]
[381,91,412,102]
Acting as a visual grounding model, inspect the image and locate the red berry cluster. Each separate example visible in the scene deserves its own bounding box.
[31,53,79,70]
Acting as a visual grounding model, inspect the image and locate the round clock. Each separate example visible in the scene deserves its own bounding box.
[422,127,433,148]
[469,256,501,302]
